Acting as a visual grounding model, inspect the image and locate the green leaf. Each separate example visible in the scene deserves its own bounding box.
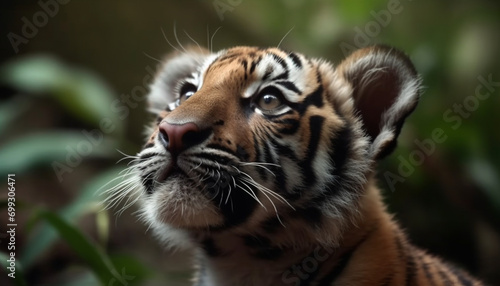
[0,55,123,135]
[0,199,27,210]
[467,158,500,209]
[52,271,101,286]
[0,252,28,286]
[63,167,125,218]
[0,56,64,93]
[0,97,31,135]
[96,209,110,246]
[110,254,155,285]
[0,132,119,176]
[34,210,125,285]
[21,167,125,268]
[336,1,373,22]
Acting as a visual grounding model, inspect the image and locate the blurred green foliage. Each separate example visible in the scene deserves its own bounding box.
[1,56,123,134]
[0,0,499,285]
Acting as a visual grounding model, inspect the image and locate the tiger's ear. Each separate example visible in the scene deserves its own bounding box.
[148,47,210,114]
[335,45,421,159]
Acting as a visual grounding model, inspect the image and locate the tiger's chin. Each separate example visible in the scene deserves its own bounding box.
[141,175,225,229]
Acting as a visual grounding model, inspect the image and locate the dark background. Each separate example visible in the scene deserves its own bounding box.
[0,0,499,285]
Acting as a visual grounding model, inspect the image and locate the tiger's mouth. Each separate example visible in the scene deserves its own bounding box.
[141,159,192,195]
[157,161,181,182]
[153,156,235,194]
[136,150,292,228]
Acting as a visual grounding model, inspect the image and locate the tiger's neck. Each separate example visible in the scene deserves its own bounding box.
[191,180,403,286]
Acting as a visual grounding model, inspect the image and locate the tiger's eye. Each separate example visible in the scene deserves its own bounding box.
[258,94,282,111]
[178,90,195,105]
[176,83,197,107]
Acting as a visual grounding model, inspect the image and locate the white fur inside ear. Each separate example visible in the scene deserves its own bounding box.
[370,128,395,158]
[335,46,421,159]
[382,76,421,127]
[371,67,421,157]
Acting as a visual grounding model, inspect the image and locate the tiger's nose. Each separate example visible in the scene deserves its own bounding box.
[158,121,207,155]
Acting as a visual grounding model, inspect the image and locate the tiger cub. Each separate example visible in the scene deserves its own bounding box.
[118,45,484,285]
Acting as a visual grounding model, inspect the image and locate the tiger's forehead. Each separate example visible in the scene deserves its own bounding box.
[196,46,318,102]
[205,46,293,71]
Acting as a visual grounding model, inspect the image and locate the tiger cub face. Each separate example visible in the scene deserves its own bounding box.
[130,46,420,245]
